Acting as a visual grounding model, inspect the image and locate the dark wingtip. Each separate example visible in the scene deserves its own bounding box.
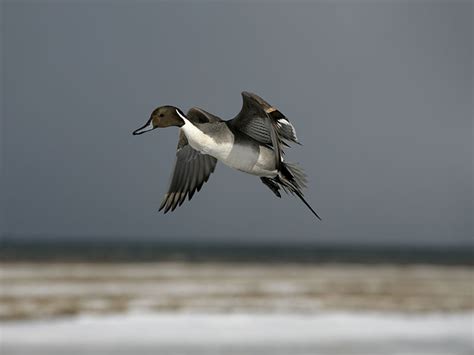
[158,196,167,213]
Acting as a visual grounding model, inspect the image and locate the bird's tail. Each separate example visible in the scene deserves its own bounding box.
[276,162,322,220]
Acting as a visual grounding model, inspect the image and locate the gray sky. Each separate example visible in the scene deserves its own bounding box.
[2,1,472,246]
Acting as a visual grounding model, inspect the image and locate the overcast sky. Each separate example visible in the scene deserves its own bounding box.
[2,1,472,246]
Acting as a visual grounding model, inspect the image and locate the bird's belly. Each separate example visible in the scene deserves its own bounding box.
[183,125,277,177]
[213,142,277,178]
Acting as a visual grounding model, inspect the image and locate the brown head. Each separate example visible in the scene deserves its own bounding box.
[132,106,185,135]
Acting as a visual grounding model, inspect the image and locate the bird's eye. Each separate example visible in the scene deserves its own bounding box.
[159,114,164,117]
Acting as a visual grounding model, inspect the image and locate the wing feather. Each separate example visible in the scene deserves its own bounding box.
[159,128,218,213]
[229,92,300,169]
[229,91,299,168]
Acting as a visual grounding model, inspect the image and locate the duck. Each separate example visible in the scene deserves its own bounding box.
[132,92,321,220]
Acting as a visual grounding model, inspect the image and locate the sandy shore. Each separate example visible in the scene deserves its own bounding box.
[0,262,472,320]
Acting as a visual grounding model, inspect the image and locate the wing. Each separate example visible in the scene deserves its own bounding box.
[228,92,300,169]
[159,108,221,213]
[186,107,223,124]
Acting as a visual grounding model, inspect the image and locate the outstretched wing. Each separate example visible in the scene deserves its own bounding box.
[159,108,221,213]
[228,92,300,169]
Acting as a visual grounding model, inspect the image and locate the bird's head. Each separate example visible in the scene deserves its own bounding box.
[132,106,185,135]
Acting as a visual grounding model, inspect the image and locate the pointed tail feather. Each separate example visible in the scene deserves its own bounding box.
[294,189,322,220]
[282,162,307,189]
[277,162,322,220]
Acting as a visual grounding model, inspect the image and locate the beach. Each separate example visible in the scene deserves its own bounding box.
[0,262,472,355]
[2,312,472,355]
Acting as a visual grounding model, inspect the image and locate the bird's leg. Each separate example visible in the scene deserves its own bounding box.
[260,177,281,198]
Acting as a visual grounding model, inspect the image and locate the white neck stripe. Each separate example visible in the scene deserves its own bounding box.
[176,109,188,122]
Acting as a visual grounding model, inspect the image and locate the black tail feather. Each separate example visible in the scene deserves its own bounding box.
[272,162,322,220]
[294,189,322,221]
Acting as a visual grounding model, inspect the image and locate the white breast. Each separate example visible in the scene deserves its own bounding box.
[179,115,233,160]
[178,110,277,178]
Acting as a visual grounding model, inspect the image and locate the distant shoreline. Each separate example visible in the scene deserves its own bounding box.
[1,262,472,320]
[1,238,472,265]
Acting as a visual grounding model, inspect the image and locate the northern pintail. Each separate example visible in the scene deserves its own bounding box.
[133,92,321,219]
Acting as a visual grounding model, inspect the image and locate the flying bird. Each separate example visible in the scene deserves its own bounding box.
[133,92,321,220]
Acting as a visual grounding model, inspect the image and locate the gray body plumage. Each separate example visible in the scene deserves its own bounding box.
[183,120,277,178]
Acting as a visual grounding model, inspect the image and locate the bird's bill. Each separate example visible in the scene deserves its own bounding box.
[132,119,155,135]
